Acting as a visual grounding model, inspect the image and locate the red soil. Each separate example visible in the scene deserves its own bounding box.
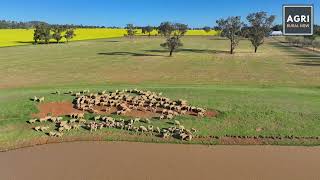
[32,102,83,118]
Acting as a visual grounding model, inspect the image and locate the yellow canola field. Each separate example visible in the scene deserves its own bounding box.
[0,28,219,47]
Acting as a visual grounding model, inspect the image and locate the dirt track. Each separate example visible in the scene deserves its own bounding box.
[1,142,320,180]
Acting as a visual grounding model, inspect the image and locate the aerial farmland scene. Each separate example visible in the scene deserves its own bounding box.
[0,0,320,179]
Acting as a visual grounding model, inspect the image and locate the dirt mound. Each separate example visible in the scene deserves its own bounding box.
[32,102,83,118]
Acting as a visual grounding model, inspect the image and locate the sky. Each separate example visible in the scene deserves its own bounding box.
[0,0,319,27]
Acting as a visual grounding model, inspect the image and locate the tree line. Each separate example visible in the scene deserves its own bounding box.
[133,12,320,56]
[126,11,277,56]
[285,36,320,51]
[0,20,108,29]
[33,24,75,44]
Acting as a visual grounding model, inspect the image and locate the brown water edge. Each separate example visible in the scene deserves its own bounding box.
[1,141,320,180]
[2,132,320,152]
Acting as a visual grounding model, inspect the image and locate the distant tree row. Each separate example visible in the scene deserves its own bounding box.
[0,20,48,29]
[33,24,75,44]
[0,19,108,29]
[125,12,274,56]
[285,36,320,51]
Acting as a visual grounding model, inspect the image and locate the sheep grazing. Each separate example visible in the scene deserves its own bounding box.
[162,131,171,139]
[55,132,63,137]
[166,114,174,120]
[134,118,140,123]
[191,128,197,133]
[133,126,139,132]
[178,125,185,131]
[155,127,161,134]
[72,124,80,130]
[64,125,72,131]
[186,134,193,141]
[58,127,65,132]
[144,118,151,124]
[181,110,187,115]
[78,119,86,123]
[103,107,111,112]
[53,91,60,95]
[39,126,49,131]
[36,88,207,142]
[77,113,85,119]
[34,126,41,132]
[28,119,37,123]
[69,119,77,123]
[89,122,98,132]
[39,117,47,123]
[33,96,38,102]
[50,117,58,123]
[49,131,56,136]
[197,112,204,117]
[38,97,45,102]
[139,126,148,133]
[60,121,68,126]
[174,120,180,126]
[147,125,154,132]
[94,115,101,121]
[180,133,189,140]
[106,117,114,122]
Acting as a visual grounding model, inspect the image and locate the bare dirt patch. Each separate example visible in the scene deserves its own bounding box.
[32,102,83,118]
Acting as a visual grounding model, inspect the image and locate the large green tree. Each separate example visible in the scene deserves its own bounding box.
[158,22,188,56]
[33,23,51,44]
[52,26,65,43]
[216,16,243,54]
[246,12,275,53]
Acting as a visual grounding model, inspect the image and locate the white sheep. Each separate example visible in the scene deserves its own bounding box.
[139,126,148,133]
[38,97,45,102]
[174,120,180,126]
[55,132,63,137]
[28,119,37,123]
[49,131,56,136]
[69,119,77,123]
[34,126,41,131]
[40,126,49,131]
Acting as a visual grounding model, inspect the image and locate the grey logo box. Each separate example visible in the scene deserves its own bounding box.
[283,5,313,35]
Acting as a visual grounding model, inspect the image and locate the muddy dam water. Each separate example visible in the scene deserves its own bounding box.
[1,141,320,180]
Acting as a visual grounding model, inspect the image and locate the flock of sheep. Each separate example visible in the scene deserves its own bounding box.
[28,89,206,141]
[72,89,206,118]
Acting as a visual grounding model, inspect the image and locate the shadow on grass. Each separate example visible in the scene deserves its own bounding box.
[14,41,67,44]
[145,48,230,54]
[97,52,164,57]
[98,40,120,43]
[269,41,320,67]
[288,52,320,67]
